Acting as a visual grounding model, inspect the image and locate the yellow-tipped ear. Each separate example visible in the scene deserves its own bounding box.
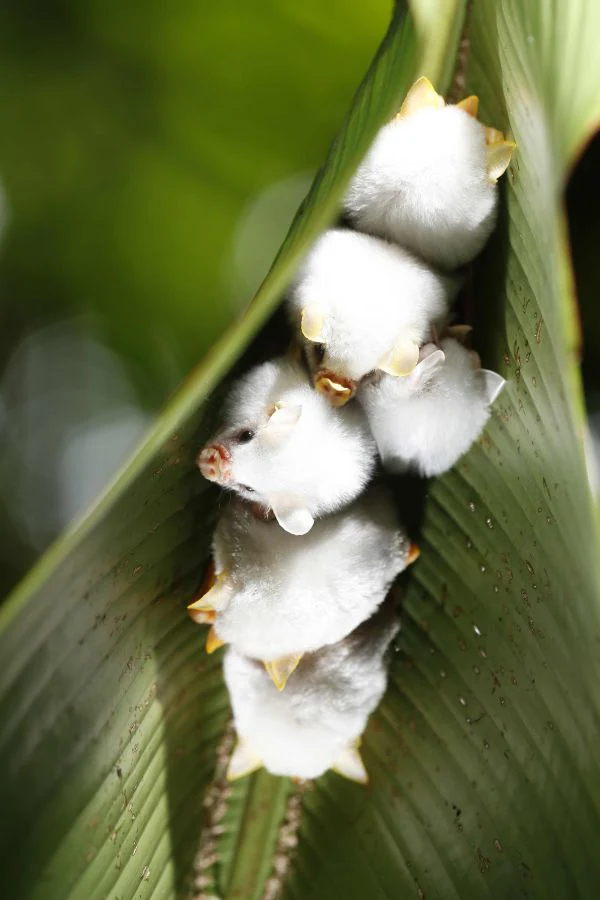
[264,653,303,691]
[483,125,505,146]
[456,95,479,118]
[227,739,263,781]
[206,625,226,655]
[378,337,420,377]
[332,742,369,784]
[407,543,421,566]
[486,140,516,182]
[301,307,326,343]
[398,76,444,118]
[187,569,232,615]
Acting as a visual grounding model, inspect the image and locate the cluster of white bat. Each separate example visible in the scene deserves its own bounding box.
[189,78,515,784]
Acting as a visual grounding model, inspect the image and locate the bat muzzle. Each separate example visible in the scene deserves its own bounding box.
[314,369,356,406]
[197,443,232,484]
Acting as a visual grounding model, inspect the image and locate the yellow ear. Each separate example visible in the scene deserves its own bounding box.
[263,653,303,690]
[378,337,420,377]
[486,140,516,182]
[227,739,263,781]
[301,307,326,343]
[484,125,505,145]
[398,76,444,118]
[456,95,479,118]
[332,741,369,784]
[407,543,421,566]
[187,569,232,614]
[205,625,226,654]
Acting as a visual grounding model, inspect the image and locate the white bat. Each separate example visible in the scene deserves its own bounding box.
[287,227,457,405]
[358,336,506,477]
[197,356,376,535]
[344,76,516,271]
[188,486,417,689]
[223,603,400,782]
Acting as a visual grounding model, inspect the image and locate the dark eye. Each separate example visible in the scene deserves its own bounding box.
[235,429,255,444]
[312,343,326,365]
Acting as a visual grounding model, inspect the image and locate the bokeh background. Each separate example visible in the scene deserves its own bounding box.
[0,0,598,598]
[0,0,391,595]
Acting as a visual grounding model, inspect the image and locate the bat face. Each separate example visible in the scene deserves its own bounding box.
[344,77,516,270]
[358,337,506,477]
[197,357,376,533]
[289,229,456,404]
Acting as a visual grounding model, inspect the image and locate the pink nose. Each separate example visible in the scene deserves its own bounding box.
[196,443,231,484]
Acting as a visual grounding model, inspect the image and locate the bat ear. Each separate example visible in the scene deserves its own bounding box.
[301,307,326,343]
[332,742,369,784]
[205,625,226,655]
[262,403,302,445]
[263,653,303,690]
[378,337,420,377]
[398,76,444,118]
[456,95,479,117]
[227,738,263,781]
[187,569,233,616]
[413,347,445,384]
[269,494,314,535]
[481,369,506,405]
[486,139,516,181]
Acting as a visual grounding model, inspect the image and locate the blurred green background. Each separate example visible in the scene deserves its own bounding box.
[0,0,390,594]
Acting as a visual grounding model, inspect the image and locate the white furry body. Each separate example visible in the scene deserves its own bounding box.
[288,229,456,382]
[212,487,409,660]
[224,609,399,779]
[200,358,376,532]
[345,106,497,271]
[358,338,505,477]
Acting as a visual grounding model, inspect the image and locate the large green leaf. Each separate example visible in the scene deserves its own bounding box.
[282,1,600,898]
[2,1,600,899]
[0,2,463,897]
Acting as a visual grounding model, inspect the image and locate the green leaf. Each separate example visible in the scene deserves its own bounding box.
[282,1,600,898]
[0,2,466,898]
[3,1,600,898]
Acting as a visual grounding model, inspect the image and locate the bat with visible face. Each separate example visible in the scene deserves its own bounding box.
[223,602,400,782]
[197,357,376,535]
[344,77,516,271]
[358,336,506,477]
[288,227,458,406]
[188,486,417,688]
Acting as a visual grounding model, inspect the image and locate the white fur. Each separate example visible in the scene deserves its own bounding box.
[345,106,497,271]
[288,229,456,383]
[358,338,505,477]
[200,357,376,530]
[212,486,409,660]
[223,607,399,779]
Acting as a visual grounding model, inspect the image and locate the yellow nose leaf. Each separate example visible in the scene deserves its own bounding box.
[456,95,479,118]
[314,375,353,406]
[398,76,444,119]
[264,653,303,690]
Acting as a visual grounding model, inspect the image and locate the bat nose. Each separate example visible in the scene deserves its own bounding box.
[314,370,355,406]
[196,443,232,483]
